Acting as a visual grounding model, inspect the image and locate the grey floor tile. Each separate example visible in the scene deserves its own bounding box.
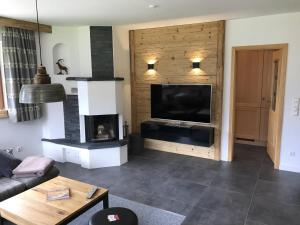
[111,173,168,194]
[248,196,300,225]
[142,195,193,216]
[259,165,300,186]
[218,161,262,178]
[108,187,150,205]
[245,219,268,225]
[181,207,215,225]
[254,179,300,206]
[182,206,246,225]
[169,164,217,186]
[210,173,257,195]
[55,144,300,225]
[153,177,207,206]
[196,187,251,214]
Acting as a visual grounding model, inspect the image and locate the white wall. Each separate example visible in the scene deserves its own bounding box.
[41,26,92,139]
[113,27,131,130]
[0,118,44,158]
[41,26,130,140]
[222,12,300,172]
[41,26,92,94]
[112,12,300,173]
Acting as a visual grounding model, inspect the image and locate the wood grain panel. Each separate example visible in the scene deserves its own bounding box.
[0,16,52,33]
[144,138,215,159]
[0,176,108,225]
[234,50,264,142]
[234,50,273,143]
[261,51,273,108]
[235,106,261,140]
[130,21,225,160]
[235,50,264,108]
[259,107,269,142]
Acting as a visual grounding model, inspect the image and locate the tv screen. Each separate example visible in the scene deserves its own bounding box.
[151,84,212,123]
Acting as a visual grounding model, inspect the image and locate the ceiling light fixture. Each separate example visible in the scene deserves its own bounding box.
[19,0,66,104]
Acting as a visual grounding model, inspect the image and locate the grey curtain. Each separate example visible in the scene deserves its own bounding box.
[1,27,42,122]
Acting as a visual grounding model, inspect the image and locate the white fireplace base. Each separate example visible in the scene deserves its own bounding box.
[42,141,128,169]
[42,79,127,169]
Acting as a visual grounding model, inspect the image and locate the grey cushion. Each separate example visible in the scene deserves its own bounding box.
[0,151,21,178]
[0,177,26,202]
[13,166,60,189]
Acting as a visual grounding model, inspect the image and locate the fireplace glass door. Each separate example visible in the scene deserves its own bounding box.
[85,115,119,142]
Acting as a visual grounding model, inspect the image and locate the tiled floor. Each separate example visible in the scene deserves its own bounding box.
[56,144,300,225]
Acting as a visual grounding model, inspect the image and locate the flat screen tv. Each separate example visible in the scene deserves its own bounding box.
[151,84,212,123]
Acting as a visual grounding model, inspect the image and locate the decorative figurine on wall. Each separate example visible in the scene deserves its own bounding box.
[56,59,69,75]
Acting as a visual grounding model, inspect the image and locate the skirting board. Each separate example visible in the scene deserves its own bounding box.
[144,138,215,160]
[279,163,300,173]
[235,139,267,147]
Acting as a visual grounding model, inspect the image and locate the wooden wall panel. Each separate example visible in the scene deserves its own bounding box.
[234,50,273,144]
[259,108,270,142]
[0,16,52,33]
[261,51,273,108]
[144,139,215,160]
[130,21,225,160]
[235,50,264,108]
[235,106,261,140]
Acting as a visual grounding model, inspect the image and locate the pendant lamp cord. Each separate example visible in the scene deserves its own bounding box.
[35,0,43,66]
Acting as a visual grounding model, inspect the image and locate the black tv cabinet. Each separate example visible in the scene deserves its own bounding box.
[141,121,214,147]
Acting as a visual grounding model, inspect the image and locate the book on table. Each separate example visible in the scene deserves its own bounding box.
[47,187,70,201]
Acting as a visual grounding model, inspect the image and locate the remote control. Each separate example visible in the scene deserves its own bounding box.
[86,186,98,199]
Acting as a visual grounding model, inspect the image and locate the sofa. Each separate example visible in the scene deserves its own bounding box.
[0,166,59,202]
[0,151,59,202]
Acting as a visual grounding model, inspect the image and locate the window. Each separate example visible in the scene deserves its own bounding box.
[271,60,279,112]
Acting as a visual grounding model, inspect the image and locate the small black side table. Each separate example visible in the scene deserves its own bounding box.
[89,207,138,225]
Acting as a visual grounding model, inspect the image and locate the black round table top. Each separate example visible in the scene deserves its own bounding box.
[89,207,138,225]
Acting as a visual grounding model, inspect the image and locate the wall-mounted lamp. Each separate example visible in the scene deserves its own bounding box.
[148,63,155,70]
[192,62,201,69]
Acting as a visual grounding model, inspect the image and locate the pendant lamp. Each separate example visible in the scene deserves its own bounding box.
[19,0,66,104]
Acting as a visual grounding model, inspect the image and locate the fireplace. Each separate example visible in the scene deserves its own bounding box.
[85,115,119,142]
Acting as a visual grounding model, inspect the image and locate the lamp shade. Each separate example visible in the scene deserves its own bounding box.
[19,83,66,103]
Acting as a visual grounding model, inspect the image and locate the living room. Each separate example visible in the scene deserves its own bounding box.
[0,0,300,225]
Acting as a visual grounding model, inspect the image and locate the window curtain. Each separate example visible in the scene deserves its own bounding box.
[1,27,42,122]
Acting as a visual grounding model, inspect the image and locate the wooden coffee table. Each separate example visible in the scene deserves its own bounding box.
[0,176,109,225]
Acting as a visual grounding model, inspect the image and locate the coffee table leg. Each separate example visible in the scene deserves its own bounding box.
[103,193,109,209]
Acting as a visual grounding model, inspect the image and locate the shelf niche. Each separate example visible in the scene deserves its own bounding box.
[52,43,71,75]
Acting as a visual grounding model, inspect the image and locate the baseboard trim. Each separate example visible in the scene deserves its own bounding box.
[279,164,300,173]
[235,139,267,147]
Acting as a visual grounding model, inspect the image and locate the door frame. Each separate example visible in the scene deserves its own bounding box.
[228,44,288,169]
